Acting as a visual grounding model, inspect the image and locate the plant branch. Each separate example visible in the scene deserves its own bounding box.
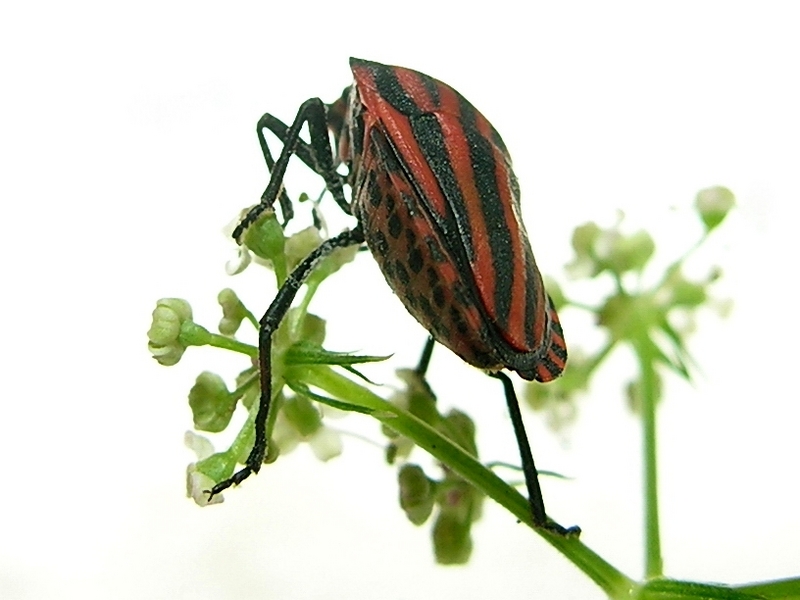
[635,336,663,578]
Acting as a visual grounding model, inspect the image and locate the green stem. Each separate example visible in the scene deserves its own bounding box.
[736,576,800,599]
[586,339,616,376]
[289,279,321,339]
[653,230,710,294]
[635,337,663,578]
[228,379,282,465]
[273,255,288,288]
[230,370,259,400]
[244,309,260,330]
[206,333,258,357]
[302,365,635,598]
[226,388,259,464]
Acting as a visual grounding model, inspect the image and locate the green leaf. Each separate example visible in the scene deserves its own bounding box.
[285,340,391,367]
[341,364,381,385]
[284,377,375,415]
[658,319,700,375]
[647,336,691,381]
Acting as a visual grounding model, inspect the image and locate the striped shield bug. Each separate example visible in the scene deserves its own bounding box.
[208,58,579,537]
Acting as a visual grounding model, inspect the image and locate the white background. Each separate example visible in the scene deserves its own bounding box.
[2,2,799,598]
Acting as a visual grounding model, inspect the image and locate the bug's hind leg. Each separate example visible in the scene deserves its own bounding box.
[489,371,580,537]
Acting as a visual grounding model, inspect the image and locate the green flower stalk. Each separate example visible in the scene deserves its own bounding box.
[526,186,736,579]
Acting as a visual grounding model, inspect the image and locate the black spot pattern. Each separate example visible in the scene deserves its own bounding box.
[394,261,410,286]
[433,286,446,308]
[388,213,402,238]
[408,247,423,273]
[367,171,381,207]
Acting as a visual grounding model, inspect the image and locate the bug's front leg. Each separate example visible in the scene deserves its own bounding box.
[235,98,348,239]
[257,112,351,221]
[255,113,295,225]
[206,226,366,501]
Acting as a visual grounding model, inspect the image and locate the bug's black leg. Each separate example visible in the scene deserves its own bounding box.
[254,106,350,228]
[256,112,347,224]
[489,371,580,537]
[293,104,349,216]
[207,226,366,501]
[410,335,437,400]
[255,113,295,225]
[414,335,436,377]
[235,98,347,241]
[258,113,348,196]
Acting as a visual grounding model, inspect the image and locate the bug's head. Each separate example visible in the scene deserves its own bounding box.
[326,87,349,140]
[326,86,352,166]
[326,85,365,184]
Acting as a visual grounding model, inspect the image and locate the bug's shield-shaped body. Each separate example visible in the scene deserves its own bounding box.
[334,58,566,382]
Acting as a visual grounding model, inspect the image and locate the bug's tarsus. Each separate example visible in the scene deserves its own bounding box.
[207,226,366,502]
[206,466,254,500]
[489,371,580,538]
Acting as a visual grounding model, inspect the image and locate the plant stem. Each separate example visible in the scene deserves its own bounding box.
[736,576,800,599]
[636,337,663,578]
[206,333,258,357]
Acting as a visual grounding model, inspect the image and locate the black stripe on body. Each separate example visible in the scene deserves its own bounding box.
[369,64,476,270]
[373,67,424,116]
[548,304,568,364]
[409,113,475,264]
[522,244,541,349]
[538,350,561,382]
[419,73,441,107]
[489,125,510,158]
[458,97,514,331]
[550,337,567,363]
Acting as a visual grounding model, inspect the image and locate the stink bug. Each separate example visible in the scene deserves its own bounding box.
[209,58,579,537]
